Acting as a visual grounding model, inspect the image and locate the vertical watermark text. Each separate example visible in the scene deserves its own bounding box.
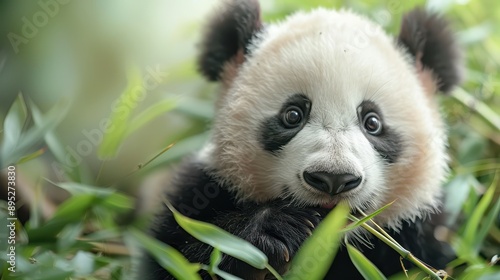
[6,165,17,273]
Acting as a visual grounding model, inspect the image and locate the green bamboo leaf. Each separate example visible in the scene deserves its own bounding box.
[71,251,95,276]
[129,229,201,280]
[344,201,394,232]
[28,183,43,229]
[27,194,95,242]
[212,267,243,280]
[463,174,497,255]
[98,66,143,159]
[51,194,95,221]
[209,248,222,272]
[125,98,178,137]
[1,97,69,167]
[347,244,387,280]
[2,93,28,158]
[101,192,134,211]
[444,175,472,226]
[55,182,114,196]
[166,201,269,269]
[84,229,121,242]
[54,182,133,211]
[209,248,243,280]
[452,88,500,132]
[474,173,500,251]
[13,99,69,159]
[30,101,81,181]
[285,203,349,280]
[57,222,84,251]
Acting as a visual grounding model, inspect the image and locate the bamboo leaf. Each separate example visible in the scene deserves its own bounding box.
[27,194,95,241]
[98,66,143,159]
[57,222,84,252]
[125,98,178,137]
[166,201,269,270]
[212,268,243,280]
[1,93,28,159]
[31,101,81,181]
[129,229,201,280]
[1,96,69,167]
[444,175,472,226]
[474,173,500,250]
[285,203,349,279]
[55,182,115,196]
[347,244,387,280]
[462,173,497,256]
[343,201,394,232]
[209,248,222,272]
[452,88,500,132]
[206,248,243,280]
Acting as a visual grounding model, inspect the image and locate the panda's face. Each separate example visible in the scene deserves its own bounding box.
[204,9,450,228]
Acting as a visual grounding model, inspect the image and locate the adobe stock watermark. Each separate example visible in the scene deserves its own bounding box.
[51,65,168,180]
[5,166,17,273]
[7,0,72,54]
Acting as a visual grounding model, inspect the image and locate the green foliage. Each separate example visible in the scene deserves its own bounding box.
[456,173,500,265]
[285,203,349,279]
[0,94,70,168]
[98,67,177,159]
[0,0,499,279]
[129,229,201,280]
[347,244,387,280]
[166,201,270,272]
[0,183,135,279]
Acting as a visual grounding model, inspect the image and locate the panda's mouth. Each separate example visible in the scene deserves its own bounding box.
[320,201,337,209]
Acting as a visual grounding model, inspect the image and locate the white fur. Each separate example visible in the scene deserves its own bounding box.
[200,8,447,230]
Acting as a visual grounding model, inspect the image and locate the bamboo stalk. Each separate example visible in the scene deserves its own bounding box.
[348,214,443,280]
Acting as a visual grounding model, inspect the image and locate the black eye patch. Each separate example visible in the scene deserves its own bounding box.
[260,94,311,153]
[358,100,402,163]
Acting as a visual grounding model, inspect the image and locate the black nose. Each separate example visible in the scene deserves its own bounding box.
[303,171,362,195]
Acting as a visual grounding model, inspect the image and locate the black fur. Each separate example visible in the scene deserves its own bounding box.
[140,159,454,279]
[198,0,262,81]
[140,159,324,279]
[260,94,312,153]
[358,100,403,163]
[398,8,462,93]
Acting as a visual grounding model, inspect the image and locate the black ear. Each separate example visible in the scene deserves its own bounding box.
[398,8,463,93]
[198,0,262,81]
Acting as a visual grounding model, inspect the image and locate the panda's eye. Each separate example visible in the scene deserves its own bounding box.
[363,112,382,135]
[283,106,303,128]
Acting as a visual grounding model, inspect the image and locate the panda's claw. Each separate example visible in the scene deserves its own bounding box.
[304,218,315,229]
[283,246,290,262]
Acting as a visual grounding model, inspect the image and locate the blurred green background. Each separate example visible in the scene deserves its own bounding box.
[0,0,499,279]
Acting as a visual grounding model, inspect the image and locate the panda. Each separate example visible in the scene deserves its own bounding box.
[140,0,463,279]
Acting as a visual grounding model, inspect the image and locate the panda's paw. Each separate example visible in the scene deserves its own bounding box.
[244,206,324,271]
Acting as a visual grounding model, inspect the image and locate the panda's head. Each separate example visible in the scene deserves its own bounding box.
[197,0,462,229]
